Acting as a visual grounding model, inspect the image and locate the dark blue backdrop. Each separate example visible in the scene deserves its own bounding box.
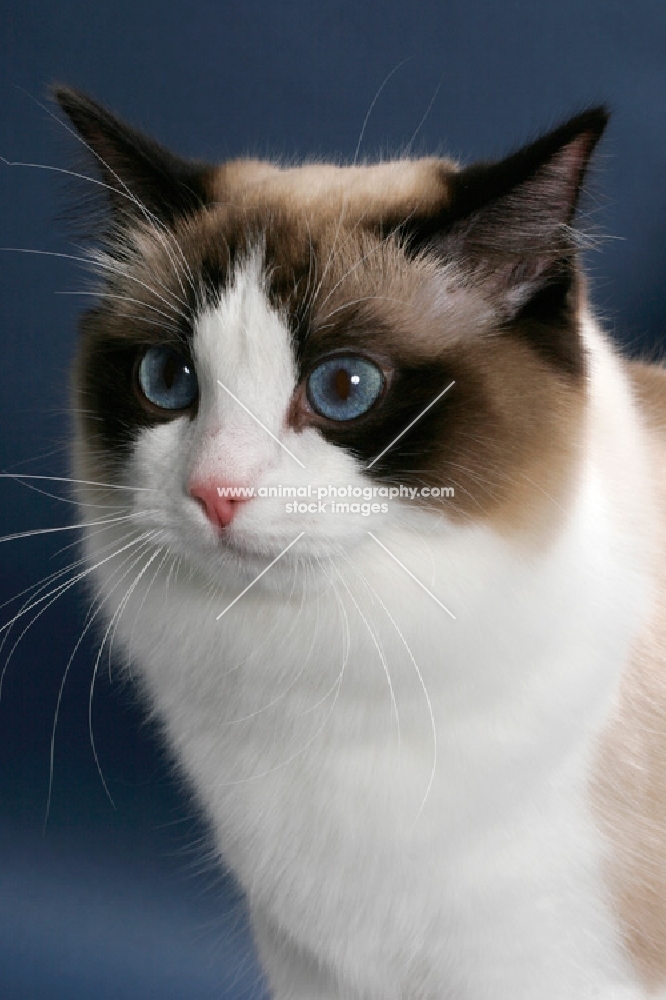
[1,2,665,996]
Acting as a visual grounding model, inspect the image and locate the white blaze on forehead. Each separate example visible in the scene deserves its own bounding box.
[189,251,299,484]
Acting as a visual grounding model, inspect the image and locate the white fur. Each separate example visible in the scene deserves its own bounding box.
[78,258,662,999]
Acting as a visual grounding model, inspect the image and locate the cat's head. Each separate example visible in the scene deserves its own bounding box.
[56,87,606,583]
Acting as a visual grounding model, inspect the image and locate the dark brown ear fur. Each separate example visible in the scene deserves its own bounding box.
[52,85,214,227]
[404,108,608,372]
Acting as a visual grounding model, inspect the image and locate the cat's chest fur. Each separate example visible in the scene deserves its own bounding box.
[82,326,656,997]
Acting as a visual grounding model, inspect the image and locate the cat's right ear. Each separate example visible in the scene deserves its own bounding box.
[52,85,214,228]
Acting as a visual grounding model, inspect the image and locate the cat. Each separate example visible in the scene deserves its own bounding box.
[51,85,666,998]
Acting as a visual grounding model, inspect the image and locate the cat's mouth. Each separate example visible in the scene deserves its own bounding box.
[196,519,348,577]
[190,510,305,560]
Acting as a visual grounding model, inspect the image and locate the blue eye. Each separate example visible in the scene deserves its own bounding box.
[307,355,384,421]
[138,346,198,410]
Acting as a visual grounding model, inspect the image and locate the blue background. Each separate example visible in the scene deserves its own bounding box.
[1,1,665,996]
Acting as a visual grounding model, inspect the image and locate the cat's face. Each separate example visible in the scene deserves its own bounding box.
[60,88,606,587]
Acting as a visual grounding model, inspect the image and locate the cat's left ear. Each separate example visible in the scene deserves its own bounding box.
[409,107,609,322]
[53,85,214,227]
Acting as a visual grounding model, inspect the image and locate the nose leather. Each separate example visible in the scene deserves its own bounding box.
[189,480,253,528]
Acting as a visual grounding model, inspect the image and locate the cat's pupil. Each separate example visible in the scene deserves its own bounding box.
[334,368,350,401]
[163,354,176,390]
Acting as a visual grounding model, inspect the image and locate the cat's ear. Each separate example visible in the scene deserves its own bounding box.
[52,85,214,227]
[409,107,609,322]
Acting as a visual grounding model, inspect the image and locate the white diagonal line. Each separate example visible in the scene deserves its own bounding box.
[365,380,455,470]
[216,532,305,620]
[216,379,306,469]
[367,532,456,619]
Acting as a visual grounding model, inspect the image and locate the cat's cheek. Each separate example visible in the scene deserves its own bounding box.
[126,419,193,504]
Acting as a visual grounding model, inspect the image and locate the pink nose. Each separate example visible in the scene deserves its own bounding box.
[189,480,253,528]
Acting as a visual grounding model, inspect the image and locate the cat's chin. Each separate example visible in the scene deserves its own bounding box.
[221,531,342,568]
[181,539,335,598]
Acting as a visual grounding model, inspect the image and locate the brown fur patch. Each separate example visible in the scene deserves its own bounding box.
[593,361,666,992]
[207,157,458,227]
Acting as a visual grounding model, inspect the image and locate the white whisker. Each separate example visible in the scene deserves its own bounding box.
[402,72,445,157]
[87,541,166,811]
[0,247,189,320]
[331,561,401,752]
[55,289,187,329]
[44,531,160,826]
[0,511,156,547]
[344,555,438,826]
[352,59,411,166]
[0,473,156,492]
[0,525,156,635]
